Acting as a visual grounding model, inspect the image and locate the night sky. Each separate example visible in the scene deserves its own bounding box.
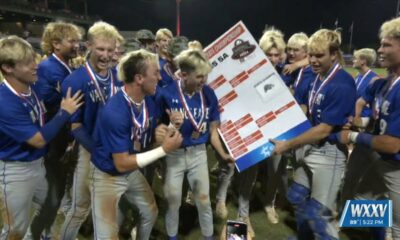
[88,0,398,51]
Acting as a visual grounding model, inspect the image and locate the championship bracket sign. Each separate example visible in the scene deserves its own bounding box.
[204,21,311,172]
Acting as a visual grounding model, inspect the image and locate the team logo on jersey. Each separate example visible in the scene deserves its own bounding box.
[315,93,324,105]
[89,89,102,103]
[339,200,392,227]
[29,110,36,123]
[381,100,390,115]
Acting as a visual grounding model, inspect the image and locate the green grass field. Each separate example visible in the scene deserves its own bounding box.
[344,67,387,78]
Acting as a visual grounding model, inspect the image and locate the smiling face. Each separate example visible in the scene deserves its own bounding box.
[0,37,38,87]
[141,60,161,95]
[54,37,80,61]
[87,37,116,74]
[1,54,38,85]
[157,36,171,56]
[181,70,208,93]
[287,45,307,63]
[377,37,400,70]
[308,48,337,76]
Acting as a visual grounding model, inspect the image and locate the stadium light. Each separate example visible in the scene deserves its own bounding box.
[176,0,181,36]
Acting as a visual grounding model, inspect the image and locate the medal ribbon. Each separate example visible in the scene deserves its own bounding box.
[122,87,148,140]
[176,80,205,132]
[52,53,72,74]
[294,66,305,89]
[85,61,115,104]
[3,79,45,126]
[356,69,372,91]
[308,63,341,115]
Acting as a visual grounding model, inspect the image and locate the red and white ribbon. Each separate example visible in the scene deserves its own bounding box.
[3,79,45,126]
[308,63,341,115]
[52,53,72,74]
[177,79,205,132]
[85,61,115,104]
[122,87,148,139]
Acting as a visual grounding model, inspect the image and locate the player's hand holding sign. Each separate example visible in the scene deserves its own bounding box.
[270,139,291,155]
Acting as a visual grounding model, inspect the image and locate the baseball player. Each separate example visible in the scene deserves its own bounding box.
[90,49,182,239]
[156,28,173,88]
[340,48,380,203]
[136,29,156,53]
[27,21,82,240]
[142,36,189,188]
[272,29,356,240]
[158,49,233,239]
[286,33,316,113]
[156,28,173,59]
[110,34,125,68]
[259,27,286,73]
[336,17,400,239]
[158,36,188,88]
[259,28,288,225]
[59,21,122,240]
[0,36,82,240]
[352,48,380,128]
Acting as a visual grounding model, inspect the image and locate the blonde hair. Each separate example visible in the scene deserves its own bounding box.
[117,49,158,83]
[41,21,82,55]
[188,40,203,50]
[308,29,344,65]
[116,33,125,46]
[287,32,308,50]
[380,17,400,39]
[259,27,286,54]
[175,49,212,75]
[155,28,173,42]
[353,48,377,67]
[0,36,35,69]
[87,21,121,43]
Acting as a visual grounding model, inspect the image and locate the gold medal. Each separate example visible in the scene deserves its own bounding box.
[191,131,200,139]
[134,140,142,151]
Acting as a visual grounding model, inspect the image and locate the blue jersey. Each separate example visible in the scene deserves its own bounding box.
[158,57,176,88]
[354,70,378,118]
[294,65,316,105]
[91,90,158,175]
[61,63,121,136]
[33,54,72,117]
[308,65,356,133]
[0,82,46,161]
[159,80,220,147]
[275,63,293,87]
[363,77,400,161]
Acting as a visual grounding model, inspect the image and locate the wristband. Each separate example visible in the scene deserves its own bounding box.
[40,109,70,143]
[71,126,95,152]
[355,133,374,148]
[136,146,166,168]
[348,132,359,143]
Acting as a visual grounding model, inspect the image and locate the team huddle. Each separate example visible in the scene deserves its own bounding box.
[0,15,399,240]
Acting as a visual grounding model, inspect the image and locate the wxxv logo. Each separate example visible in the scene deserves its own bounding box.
[339,200,392,227]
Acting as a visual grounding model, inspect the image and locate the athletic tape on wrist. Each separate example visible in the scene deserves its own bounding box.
[349,132,359,143]
[136,146,166,168]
